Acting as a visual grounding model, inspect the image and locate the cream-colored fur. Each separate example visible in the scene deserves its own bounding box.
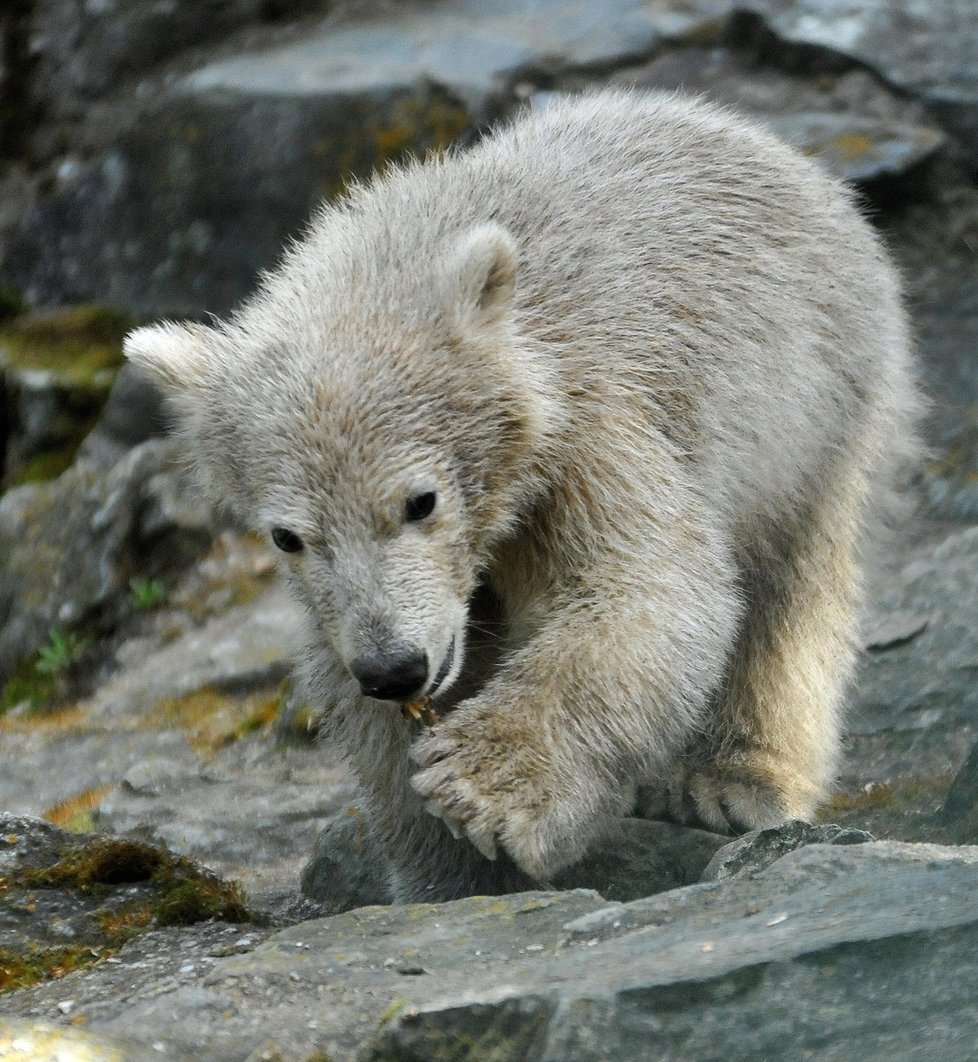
[124,90,918,900]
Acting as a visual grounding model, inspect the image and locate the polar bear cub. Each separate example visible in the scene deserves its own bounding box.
[126,90,918,900]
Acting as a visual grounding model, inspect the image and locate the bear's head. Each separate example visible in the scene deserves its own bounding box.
[124,221,562,704]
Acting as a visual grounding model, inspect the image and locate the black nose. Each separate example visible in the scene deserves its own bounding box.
[349,646,429,702]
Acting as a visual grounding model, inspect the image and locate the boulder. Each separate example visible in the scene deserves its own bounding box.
[0,305,132,488]
[0,438,214,684]
[740,0,978,160]
[609,46,946,187]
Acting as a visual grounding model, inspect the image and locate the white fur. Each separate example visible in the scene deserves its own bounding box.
[127,90,919,900]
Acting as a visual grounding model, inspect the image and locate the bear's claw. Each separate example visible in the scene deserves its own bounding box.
[410,716,540,869]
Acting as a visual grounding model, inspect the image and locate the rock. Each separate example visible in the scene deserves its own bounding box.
[826,524,978,827]
[76,363,168,469]
[4,67,479,318]
[300,804,393,913]
[925,415,978,520]
[701,819,875,882]
[301,810,729,913]
[739,0,978,160]
[2,0,726,317]
[852,526,978,740]
[24,0,333,131]
[0,305,132,488]
[0,812,78,875]
[0,437,215,683]
[90,581,301,715]
[940,740,978,843]
[0,813,252,1007]
[3,840,977,1060]
[609,47,946,187]
[874,168,978,522]
[96,737,357,910]
[553,818,728,900]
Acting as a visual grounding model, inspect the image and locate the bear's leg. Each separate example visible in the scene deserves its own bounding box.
[409,483,743,882]
[665,461,865,833]
[308,625,536,902]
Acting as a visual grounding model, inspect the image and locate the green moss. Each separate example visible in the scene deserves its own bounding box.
[3,443,79,487]
[0,837,250,995]
[0,943,102,993]
[18,838,163,890]
[11,837,250,925]
[378,998,411,1028]
[0,655,58,714]
[154,877,248,926]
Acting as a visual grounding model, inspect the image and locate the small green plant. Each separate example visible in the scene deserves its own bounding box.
[129,576,167,610]
[34,629,86,677]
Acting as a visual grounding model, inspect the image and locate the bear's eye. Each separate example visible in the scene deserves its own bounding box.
[404,491,437,523]
[271,526,304,553]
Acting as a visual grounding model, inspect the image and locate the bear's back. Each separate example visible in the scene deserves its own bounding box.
[266,90,915,530]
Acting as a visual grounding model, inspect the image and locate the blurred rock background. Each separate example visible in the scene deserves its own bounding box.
[1,2,978,1058]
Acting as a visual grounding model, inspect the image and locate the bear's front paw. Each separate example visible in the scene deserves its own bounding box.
[409,711,581,881]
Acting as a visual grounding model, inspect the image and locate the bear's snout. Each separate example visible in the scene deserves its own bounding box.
[349,645,429,702]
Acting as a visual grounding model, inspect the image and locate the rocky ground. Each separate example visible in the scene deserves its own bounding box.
[1,1,978,1059]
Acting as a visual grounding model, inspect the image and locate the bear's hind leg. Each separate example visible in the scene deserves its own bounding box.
[665,461,866,833]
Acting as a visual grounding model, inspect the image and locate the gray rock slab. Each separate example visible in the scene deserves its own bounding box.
[881,174,978,522]
[741,0,978,157]
[3,841,977,1060]
[96,741,357,908]
[941,739,978,843]
[852,526,978,737]
[185,0,725,109]
[25,0,331,119]
[610,47,946,185]
[5,76,478,318]
[829,523,978,814]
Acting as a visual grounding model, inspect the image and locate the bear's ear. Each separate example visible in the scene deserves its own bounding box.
[123,321,212,394]
[447,223,518,328]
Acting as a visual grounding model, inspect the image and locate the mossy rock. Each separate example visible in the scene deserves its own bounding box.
[0,304,135,489]
[1,831,251,994]
[0,304,131,382]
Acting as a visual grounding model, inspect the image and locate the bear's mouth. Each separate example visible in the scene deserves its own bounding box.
[427,636,456,697]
